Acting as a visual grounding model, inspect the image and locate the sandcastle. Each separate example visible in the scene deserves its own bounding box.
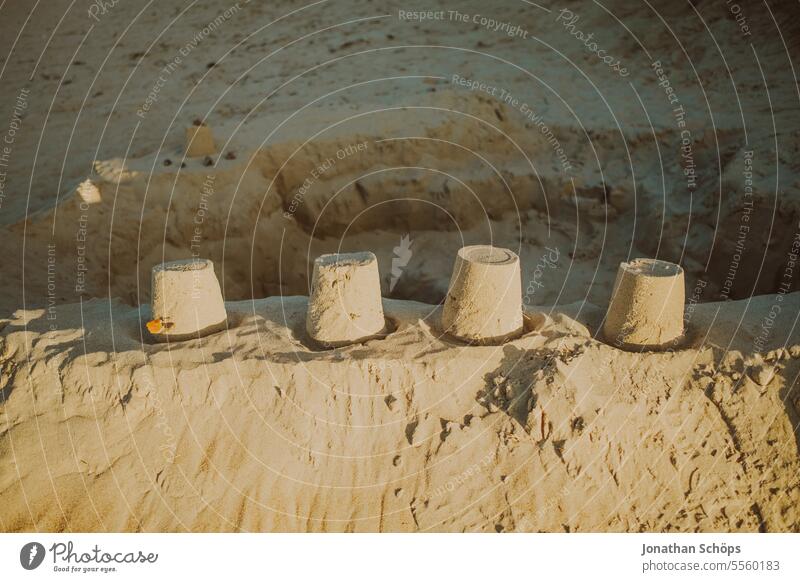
[306,252,386,347]
[147,258,227,341]
[441,245,523,344]
[76,179,102,204]
[140,251,684,353]
[185,122,216,157]
[603,258,685,350]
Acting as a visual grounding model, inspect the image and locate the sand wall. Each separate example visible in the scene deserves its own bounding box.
[1,294,798,532]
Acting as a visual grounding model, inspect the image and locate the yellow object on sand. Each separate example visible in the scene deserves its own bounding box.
[146,319,164,334]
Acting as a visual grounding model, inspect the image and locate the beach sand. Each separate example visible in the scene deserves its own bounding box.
[1,0,799,531]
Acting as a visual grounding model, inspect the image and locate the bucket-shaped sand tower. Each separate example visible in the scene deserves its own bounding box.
[603,258,685,350]
[147,258,227,341]
[441,245,523,344]
[185,123,215,157]
[306,252,386,347]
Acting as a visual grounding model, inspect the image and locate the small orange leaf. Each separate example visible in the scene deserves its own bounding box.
[146,319,164,334]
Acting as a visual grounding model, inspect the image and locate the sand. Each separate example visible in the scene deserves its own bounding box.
[442,245,524,344]
[0,0,799,532]
[603,259,685,350]
[306,252,386,347]
[1,294,799,531]
[148,258,228,341]
[185,123,217,158]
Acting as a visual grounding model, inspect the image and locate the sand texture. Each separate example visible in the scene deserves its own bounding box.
[0,0,799,532]
[306,252,386,347]
[1,294,799,532]
[604,259,685,350]
[148,258,228,342]
[442,246,524,344]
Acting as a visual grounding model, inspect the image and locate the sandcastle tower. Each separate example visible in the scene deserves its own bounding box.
[306,252,386,347]
[147,258,227,341]
[185,122,215,157]
[76,179,102,204]
[603,258,685,350]
[441,245,523,344]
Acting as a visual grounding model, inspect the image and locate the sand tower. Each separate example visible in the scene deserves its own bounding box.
[185,122,216,157]
[77,179,102,204]
[306,252,386,347]
[441,245,523,344]
[603,258,685,350]
[147,258,227,341]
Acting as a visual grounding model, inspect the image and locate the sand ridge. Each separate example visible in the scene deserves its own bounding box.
[0,293,798,532]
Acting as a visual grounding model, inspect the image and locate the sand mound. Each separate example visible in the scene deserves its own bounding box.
[1,293,798,532]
